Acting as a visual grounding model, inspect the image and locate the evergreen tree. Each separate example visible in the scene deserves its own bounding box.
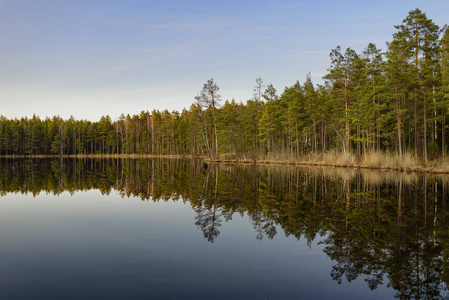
[391,8,440,160]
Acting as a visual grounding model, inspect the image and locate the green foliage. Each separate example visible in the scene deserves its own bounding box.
[0,9,447,160]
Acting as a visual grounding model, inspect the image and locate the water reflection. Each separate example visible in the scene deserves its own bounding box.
[1,158,449,299]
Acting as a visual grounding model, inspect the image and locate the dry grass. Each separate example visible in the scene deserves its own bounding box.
[295,164,421,185]
[291,151,449,175]
[299,151,421,170]
[322,152,357,166]
[359,151,419,169]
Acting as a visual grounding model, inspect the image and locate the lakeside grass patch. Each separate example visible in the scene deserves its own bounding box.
[207,151,449,175]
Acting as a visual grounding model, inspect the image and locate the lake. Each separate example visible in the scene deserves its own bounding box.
[0,158,447,299]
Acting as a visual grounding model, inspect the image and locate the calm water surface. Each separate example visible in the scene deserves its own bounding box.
[0,158,447,299]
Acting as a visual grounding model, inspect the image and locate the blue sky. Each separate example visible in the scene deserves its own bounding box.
[0,0,448,121]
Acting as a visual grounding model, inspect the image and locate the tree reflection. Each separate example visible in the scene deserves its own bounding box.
[2,158,449,298]
[194,203,222,243]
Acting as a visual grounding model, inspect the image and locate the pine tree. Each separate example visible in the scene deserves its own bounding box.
[386,38,411,159]
[324,46,359,153]
[441,27,449,157]
[392,8,440,160]
[363,43,384,151]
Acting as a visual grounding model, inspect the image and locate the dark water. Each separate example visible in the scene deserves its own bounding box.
[0,158,448,299]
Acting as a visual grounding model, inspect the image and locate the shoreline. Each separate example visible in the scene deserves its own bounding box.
[204,158,448,174]
[2,153,449,175]
[205,153,449,175]
[0,154,205,159]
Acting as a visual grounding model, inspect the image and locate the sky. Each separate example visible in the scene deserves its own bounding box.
[0,0,448,121]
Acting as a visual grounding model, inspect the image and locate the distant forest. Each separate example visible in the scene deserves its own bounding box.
[1,9,449,160]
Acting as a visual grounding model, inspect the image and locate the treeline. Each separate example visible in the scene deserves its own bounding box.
[1,9,449,160]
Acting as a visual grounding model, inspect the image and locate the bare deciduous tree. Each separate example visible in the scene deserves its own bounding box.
[253,77,265,102]
[195,78,221,157]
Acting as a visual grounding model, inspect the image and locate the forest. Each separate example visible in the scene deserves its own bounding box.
[1,9,449,162]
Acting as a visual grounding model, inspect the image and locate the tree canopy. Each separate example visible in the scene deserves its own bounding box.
[1,9,448,160]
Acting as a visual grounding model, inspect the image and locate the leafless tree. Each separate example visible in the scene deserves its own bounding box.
[195,78,221,157]
[253,77,265,102]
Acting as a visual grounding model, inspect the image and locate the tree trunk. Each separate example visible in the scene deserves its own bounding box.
[414,89,418,158]
[396,84,403,161]
[443,110,446,159]
[423,87,428,162]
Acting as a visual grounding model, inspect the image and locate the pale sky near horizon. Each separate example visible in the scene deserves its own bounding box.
[0,0,448,121]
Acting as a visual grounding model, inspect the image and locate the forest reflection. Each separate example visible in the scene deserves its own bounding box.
[1,158,449,299]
